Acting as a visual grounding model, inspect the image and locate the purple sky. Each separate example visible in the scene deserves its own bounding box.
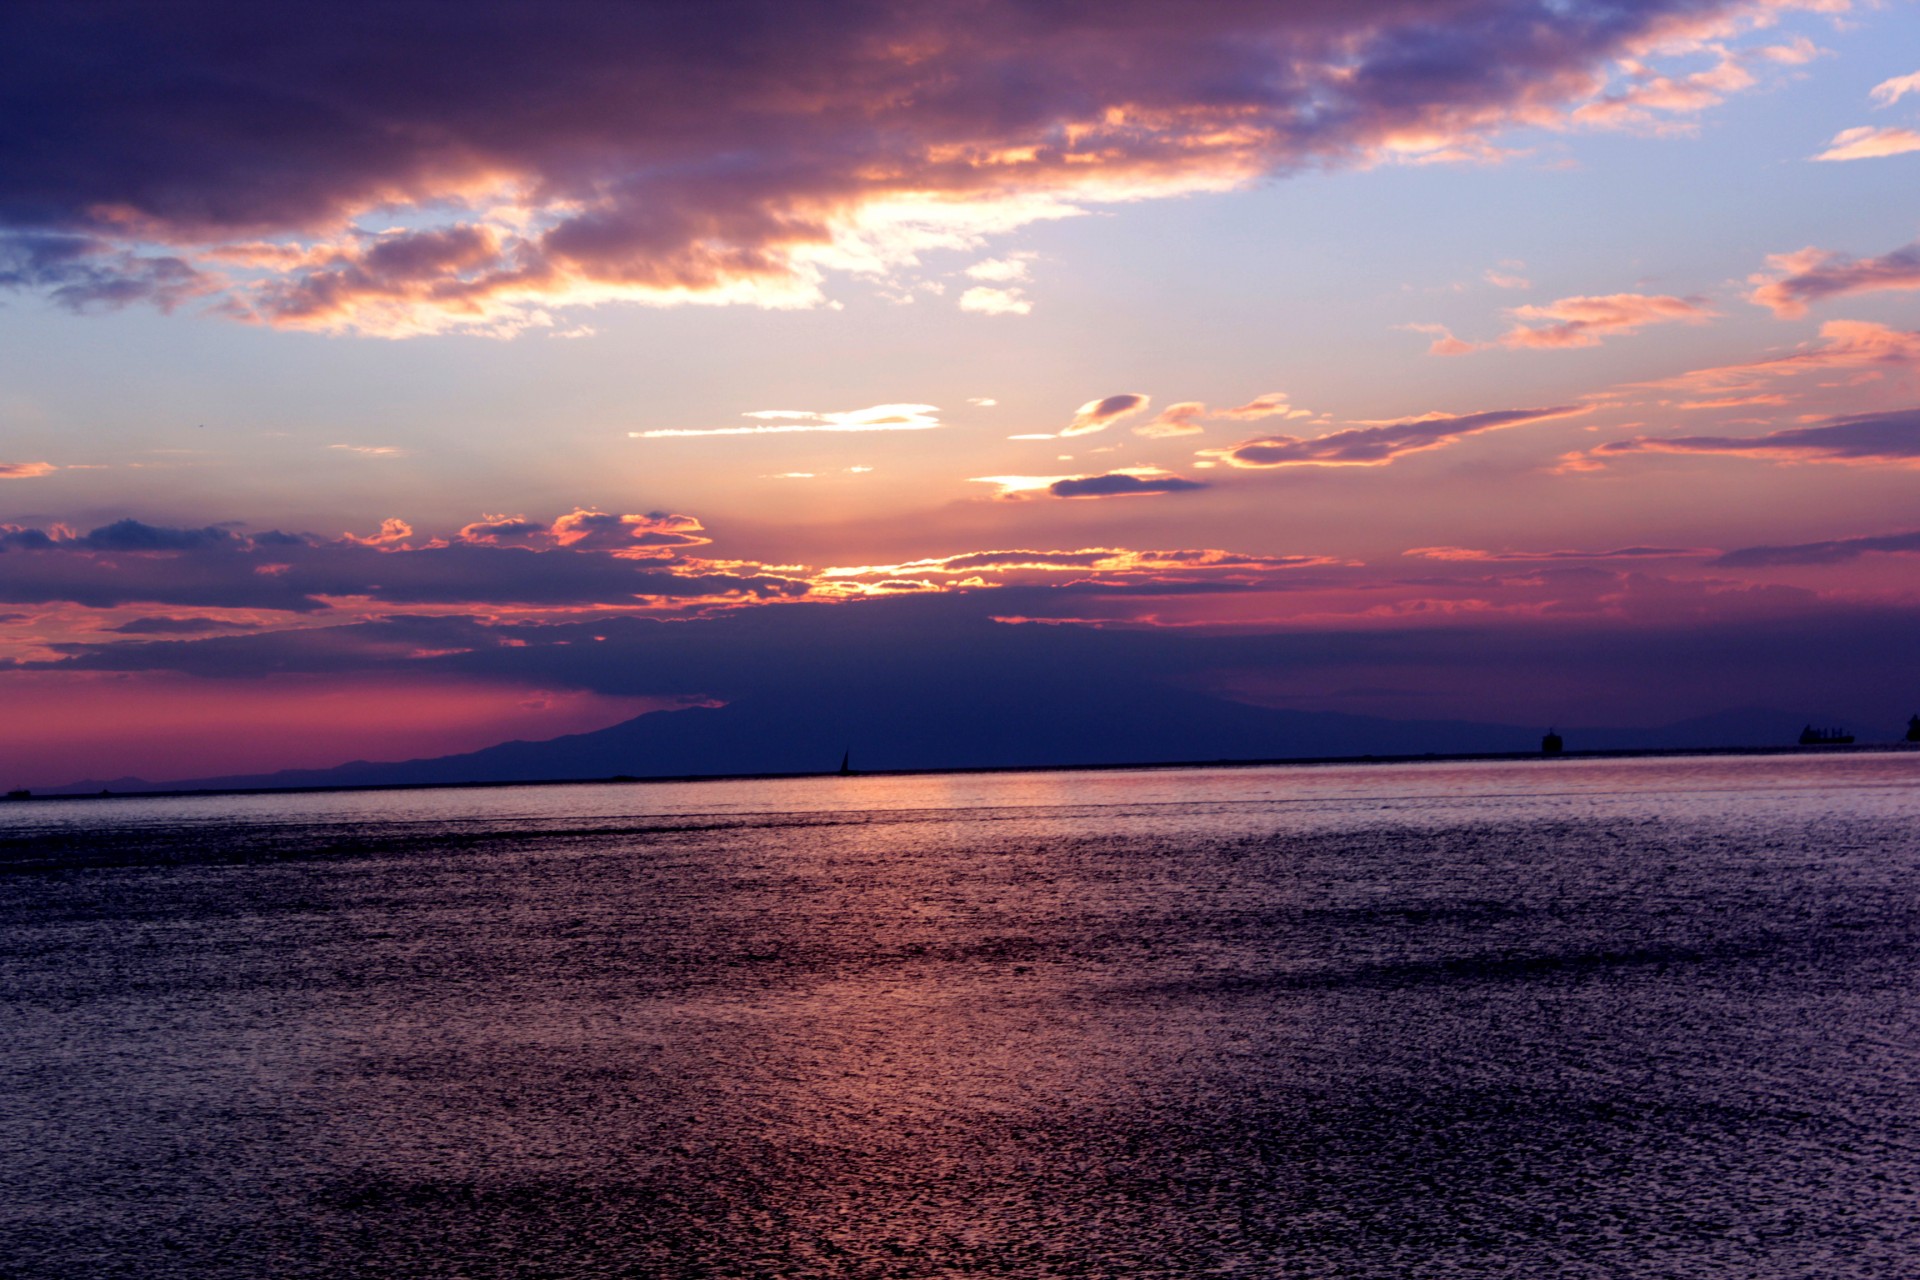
[2,0,1919,784]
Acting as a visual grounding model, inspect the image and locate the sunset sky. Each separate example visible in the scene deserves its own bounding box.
[3,0,1919,786]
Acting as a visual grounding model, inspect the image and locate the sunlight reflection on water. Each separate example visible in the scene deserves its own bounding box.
[2,753,1918,1277]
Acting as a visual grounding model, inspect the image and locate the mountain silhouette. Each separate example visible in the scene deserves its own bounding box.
[41,675,1847,795]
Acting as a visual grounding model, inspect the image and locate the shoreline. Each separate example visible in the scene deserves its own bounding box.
[9,740,1917,805]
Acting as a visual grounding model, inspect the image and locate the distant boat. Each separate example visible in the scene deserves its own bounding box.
[1540,729,1564,756]
[1907,714,1920,744]
[838,750,853,776]
[1798,725,1854,746]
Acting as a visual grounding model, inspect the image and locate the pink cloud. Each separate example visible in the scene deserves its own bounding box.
[1134,402,1208,438]
[1869,70,1920,108]
[1216,392,1300,421]
[549,510,712,554]
[1747,242,1920,318]
[0,462,56,479]
[1133,393,1305,437]
[1638,320,1920,395]
[1499,293,1717,349]
[1061,393,1150,438]
[1417,293,1716,355]
[1811,126,1920,162]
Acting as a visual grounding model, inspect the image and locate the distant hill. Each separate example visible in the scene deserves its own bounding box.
[38,677,1867,796]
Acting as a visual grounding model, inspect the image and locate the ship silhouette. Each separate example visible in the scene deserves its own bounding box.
[1798,725,1854,746]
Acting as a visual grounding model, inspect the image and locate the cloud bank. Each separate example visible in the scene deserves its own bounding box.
[0,0,1844,335]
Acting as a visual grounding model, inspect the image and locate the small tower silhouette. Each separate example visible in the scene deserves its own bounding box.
[1541,729,1564,756]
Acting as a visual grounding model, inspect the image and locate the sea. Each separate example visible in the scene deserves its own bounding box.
[2,752,1917,1279]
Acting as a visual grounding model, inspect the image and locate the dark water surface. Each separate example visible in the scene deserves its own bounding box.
[3,755,1918,1278]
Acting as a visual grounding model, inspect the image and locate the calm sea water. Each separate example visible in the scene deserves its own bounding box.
[2,754,1918,1278]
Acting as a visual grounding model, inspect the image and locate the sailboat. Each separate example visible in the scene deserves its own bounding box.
[838,750,853,776]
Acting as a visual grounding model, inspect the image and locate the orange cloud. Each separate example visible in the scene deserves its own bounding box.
[816,545,1335,592]
[342,518,415,547]
[633,404,944,438]
[0,462,56,479]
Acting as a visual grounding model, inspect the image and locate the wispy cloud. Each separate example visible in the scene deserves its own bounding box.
[0,461,56,479]
[1134,402,1209,438]
[1811,125,1920,162]
[1426,293,1717,354]
[1405,545,1712,562]
[1633,320,1920,395]
[1870,70,1920,108]
[1587,406,1920,468]
[1133,392,1306,438]
[1200,405,1584,468]
[1715,528,1920,567]
[633,404,944,438]
[819,545,1331,581]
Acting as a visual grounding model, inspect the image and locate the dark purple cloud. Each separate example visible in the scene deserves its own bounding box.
[107,615,268,635]
[1404,545,1713,562]
[0,518,805,611]
[1204,405,1583,468]
[1595,406,1920,465]
[0,233,209,312]
[1048,472,1207,498]
[1715,530,1920,568]
[0,1,1810,331]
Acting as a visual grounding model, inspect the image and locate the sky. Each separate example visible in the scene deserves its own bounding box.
[3,0,1919,786]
